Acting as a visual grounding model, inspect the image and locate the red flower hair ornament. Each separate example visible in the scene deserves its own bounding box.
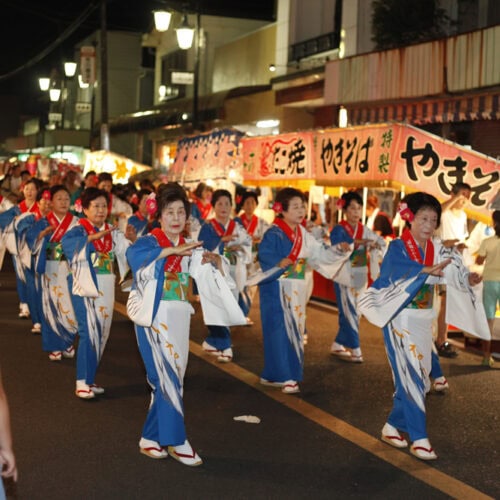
[130,193,139,206]
[398,202,414,223]
[74,198,83,214]
[41,190,52,201]
[145,192,157,216]
[336,198,346,210]
[272,201,283,214]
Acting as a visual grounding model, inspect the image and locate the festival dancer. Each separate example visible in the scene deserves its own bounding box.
[198,189,252,362]
[97,172,133,233]
[359,192,485,461]
[329,191,386,362]
[0,178,42,320]
[190,182,213,223]
[126,184,245,465]
[61,187,132,399]
[127,189,155,240]
[255,188,351,394]
[234,190,270,322]
[26,185,80,361]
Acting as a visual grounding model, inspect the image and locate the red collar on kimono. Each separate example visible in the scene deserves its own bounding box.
[19,200,42,220]
[273,218,303,263]
[401,228,434,265]
[79,218,112,253]
[210,218,236,238]
[151,228,185,272]
[196,199,212,220]
[339,220,363,240]
[239,214,258,236]
[46,212,73,243]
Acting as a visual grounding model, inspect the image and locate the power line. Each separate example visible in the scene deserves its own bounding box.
[0,0,101,82]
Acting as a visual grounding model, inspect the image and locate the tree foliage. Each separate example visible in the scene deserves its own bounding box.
[372,0,453,50]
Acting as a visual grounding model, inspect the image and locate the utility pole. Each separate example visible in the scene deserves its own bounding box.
[100,0,110,151]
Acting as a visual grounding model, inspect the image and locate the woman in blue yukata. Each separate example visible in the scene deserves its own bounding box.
[61,187,132,400]
[329,191,386,362]
[126,183,244,466]
[0,178,42,322]
[26,185,80,362]
[198,189,252,363]
[256,187,351,394]
[359,192,483,460]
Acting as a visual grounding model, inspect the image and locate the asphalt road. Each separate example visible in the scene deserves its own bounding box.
[0,259,498,499]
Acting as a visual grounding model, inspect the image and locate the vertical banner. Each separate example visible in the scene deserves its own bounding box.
[80,46,96,85]
[241,132,314,182]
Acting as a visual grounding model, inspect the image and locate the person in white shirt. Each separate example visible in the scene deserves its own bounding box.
[435,182,471,357]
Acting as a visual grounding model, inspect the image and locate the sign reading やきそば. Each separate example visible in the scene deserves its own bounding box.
[314,123,499,219]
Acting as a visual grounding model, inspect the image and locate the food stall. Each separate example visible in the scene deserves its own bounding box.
[84,150,152,184]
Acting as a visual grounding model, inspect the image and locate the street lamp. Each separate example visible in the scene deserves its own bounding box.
[153,10,172,32]
[39,77,50,91]
[153,9,200,131]
[176,15,195,50]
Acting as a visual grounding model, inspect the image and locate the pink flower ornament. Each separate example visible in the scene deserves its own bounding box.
[272,201,283,214]
[145,192,157,216]
[74,198,83,214]
[336,198,346,210]
[398,202,414,222]
[41,190,52,201]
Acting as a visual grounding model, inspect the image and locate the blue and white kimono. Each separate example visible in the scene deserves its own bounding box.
[126,235,245,446]
[127,212,150,238]
[26,214,79,353]
[330,223,385,349]
[198,219,252,350]
[61,223,130,386]
[358,238,489,441]
[0,207,41,322]
[256,224,350,383]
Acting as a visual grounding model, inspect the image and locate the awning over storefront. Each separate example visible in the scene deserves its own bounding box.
[106,86,271,135]
[345,93,500,126]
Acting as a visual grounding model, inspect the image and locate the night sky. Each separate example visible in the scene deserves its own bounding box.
[0,0,276,115]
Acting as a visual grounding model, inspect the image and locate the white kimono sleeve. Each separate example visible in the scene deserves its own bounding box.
[112,229,131,281]
[190,249,246,326]
[306,230,352,280]
[441,244,490,340]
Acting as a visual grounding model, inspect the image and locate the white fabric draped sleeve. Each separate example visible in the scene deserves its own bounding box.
[112,229,131,281]
[304,228,352,280]
[440,243,490,340]
[189,248,246,326]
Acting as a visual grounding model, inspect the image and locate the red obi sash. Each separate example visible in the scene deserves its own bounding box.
[151,228,185,272]
[79,218,112,253]
[273,218,303,263]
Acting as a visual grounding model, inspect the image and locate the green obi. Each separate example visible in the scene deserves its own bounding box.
[407,284,434,309]
[45,241,66,261]
[161,272,190,301]
[282,258,307,280]
[350,247,367,267]
[91,251,115,275]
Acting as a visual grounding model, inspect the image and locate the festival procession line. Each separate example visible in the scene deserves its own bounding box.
[113,301,493,500]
